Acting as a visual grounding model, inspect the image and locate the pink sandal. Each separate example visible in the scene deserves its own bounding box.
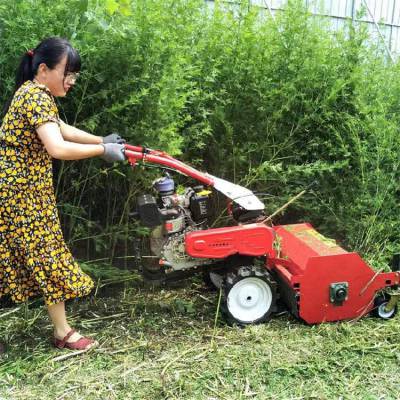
[54,329,97,350]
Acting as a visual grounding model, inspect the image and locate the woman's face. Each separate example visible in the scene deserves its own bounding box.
[36,55,79,97]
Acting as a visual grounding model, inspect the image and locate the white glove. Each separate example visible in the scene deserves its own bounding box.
[103,133,126,144]
[100,143,125,162]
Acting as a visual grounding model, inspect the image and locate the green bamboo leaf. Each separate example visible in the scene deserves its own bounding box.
[105,0,119,15]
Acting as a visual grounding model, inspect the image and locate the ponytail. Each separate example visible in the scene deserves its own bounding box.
[2,51,34,117]
[15,51,35,92]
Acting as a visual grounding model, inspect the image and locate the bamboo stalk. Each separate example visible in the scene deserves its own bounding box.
[262,189,307,223]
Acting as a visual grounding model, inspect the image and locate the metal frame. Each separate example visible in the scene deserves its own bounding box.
[206,0,400,59]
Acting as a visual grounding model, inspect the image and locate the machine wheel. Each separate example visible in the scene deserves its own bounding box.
[202,271,224,290]
[222,266,277,325]
[373,295,397,320]
[141,259,166,286]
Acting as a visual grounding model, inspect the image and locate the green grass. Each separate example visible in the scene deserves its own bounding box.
[1,276,400,400]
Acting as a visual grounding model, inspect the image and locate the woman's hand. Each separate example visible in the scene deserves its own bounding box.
[100,143,126,162]
[102,133,126,144]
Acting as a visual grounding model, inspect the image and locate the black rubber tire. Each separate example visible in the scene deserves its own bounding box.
[222,265,277,326]
[202,271,218,291]
[141,259,166,286]
[372,295,397,320]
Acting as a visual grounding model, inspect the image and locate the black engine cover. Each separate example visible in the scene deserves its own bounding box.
[137,194,163,227]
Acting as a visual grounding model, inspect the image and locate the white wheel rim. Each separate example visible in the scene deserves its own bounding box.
[227,277,273,323]
[378,302,395,319]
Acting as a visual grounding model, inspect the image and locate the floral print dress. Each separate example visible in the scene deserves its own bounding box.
[0,80,93,305]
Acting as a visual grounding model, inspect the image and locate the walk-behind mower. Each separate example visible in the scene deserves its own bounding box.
[125,144,400,325]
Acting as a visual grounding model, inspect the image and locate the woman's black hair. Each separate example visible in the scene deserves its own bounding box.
[2,37,81,116]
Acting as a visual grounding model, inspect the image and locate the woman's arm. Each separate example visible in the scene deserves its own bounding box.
[37,122,104,160]
[59,120,103,144]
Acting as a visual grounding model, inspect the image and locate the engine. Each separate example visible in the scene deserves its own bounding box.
[136,173,214,272]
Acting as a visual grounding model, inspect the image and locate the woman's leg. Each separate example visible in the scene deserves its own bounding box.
[47,301,96,348]
[47,301,71,338]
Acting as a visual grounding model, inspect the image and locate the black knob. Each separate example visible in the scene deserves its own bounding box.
[336,288,347,301]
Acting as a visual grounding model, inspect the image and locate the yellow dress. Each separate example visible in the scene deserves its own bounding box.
[0,80,93,305]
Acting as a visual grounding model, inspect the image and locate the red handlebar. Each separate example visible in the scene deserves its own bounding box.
[124,144,214,186]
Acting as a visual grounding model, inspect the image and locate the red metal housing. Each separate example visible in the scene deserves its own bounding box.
[270,223,399,324]
[185,223,276,259]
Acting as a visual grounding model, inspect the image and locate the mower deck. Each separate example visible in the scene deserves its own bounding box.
[269,223,399,324]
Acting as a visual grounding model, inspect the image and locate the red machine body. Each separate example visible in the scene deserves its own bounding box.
[185,223,276,259]
[125,143,399,325]
[269,223,399,324]
[186,222,399,324]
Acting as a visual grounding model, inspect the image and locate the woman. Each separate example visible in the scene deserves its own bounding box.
[0,37,125,351]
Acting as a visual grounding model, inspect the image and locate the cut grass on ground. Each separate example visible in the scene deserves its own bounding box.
[1,275,400,400]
